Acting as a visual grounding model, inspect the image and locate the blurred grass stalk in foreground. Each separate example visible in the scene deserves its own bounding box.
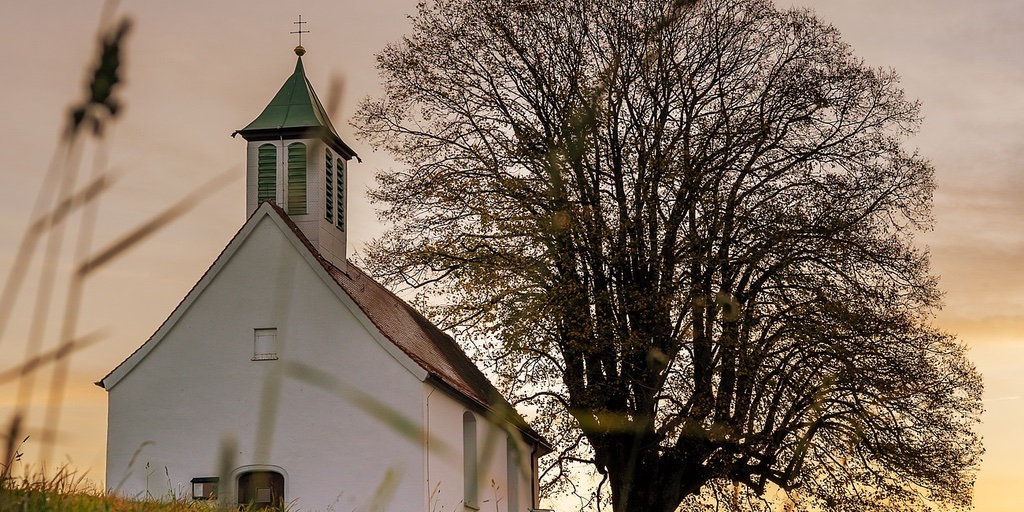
[0,6,516,509]
[0,1,235,482]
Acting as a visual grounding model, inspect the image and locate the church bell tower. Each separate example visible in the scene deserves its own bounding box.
[234,44,358,272]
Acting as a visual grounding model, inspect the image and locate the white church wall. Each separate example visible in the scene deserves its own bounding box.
[106,216,427,510]
[425,386,533,512]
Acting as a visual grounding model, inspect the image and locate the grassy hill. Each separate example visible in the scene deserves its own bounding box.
[1,468,238,512]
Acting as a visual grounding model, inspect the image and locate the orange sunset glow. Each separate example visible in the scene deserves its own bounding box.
[1,1,1021,510]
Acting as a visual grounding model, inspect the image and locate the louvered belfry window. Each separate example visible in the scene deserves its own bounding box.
[325,149,334,223]
[257,144,277,204]
[287,142,307,214]
[336,158,345,229]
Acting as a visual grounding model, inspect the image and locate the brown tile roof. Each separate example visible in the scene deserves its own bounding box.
[271,205,550,450]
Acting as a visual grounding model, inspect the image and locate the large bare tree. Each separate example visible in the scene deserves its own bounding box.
[355,0,983,510]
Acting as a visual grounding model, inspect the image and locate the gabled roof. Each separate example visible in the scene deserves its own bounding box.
[235,56,357,160]
[98,203,549,452]
[271,204,550,451]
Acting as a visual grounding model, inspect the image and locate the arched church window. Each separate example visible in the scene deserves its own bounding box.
[463,411,478,509]
[257,144,276,204]
[506,435,519,512]
[287,142,307,214]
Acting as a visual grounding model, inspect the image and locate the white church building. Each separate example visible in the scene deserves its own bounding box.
[98,44,551,511]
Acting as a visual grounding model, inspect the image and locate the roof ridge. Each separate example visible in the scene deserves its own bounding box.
[98,204,279,388]
[263,208,547,447]
[101,203,549,450]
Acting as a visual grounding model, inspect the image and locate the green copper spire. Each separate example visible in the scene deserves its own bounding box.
[241,57,327,132]
[236,50,357,159]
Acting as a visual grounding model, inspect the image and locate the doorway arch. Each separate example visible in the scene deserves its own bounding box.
[237,469,285,509]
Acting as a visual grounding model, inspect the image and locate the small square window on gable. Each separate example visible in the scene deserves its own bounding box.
[253,328,278,361]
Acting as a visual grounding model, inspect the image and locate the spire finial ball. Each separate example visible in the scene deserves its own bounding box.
[294,45,306,56]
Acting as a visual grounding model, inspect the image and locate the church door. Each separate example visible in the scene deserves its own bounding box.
[237,470,284,509]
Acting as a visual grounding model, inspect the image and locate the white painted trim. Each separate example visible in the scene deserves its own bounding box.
[101,202,427,390]
[257,206,429,382]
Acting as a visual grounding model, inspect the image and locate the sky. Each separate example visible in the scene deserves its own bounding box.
[0,0,1021,510]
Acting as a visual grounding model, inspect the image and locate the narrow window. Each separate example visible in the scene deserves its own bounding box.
[463,411,478,510]
[336,158,345,229]
[253,328,278,361]
[506,436,519,512]
[257,144,276,204]
[287,142,307,214]
[191,477,218,500]
[325,150,334,223]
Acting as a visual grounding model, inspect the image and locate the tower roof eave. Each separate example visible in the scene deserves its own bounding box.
[235,56,359,160]
[237,126,357,160]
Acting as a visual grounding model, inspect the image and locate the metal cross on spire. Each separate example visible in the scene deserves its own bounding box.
[291,14,309,47]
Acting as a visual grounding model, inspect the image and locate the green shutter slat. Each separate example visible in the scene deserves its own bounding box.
[325,150,334,222]
[288,143,307,214]
[336,159,345,229]
[257,144,276,204]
